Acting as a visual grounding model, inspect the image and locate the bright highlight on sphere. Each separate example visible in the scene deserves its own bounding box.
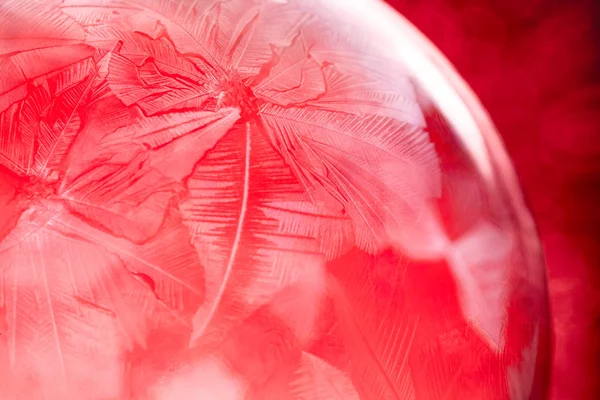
[0,0,550,399]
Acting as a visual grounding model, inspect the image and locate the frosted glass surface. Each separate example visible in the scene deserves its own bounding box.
[0,0,550,399]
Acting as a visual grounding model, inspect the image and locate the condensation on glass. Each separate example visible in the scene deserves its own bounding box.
[0,0,550,399]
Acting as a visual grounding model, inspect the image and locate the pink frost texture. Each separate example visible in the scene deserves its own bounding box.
[0,0,549,399]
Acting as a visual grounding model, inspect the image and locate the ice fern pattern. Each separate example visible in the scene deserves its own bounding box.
[0,0,546,399]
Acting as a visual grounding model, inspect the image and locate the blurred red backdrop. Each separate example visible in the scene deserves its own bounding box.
[385,0,600,398]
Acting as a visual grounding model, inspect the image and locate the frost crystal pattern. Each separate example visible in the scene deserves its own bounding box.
[0,0,549,399]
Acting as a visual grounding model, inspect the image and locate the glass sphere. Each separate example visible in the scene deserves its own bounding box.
[0,0,550,399]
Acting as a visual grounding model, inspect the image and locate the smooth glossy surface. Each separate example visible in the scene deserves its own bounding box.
[0,0,549,399]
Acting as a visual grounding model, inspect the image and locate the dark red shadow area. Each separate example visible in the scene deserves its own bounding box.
[387,0,600,398]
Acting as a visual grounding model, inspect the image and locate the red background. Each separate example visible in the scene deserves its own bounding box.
[386,0,600,398]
